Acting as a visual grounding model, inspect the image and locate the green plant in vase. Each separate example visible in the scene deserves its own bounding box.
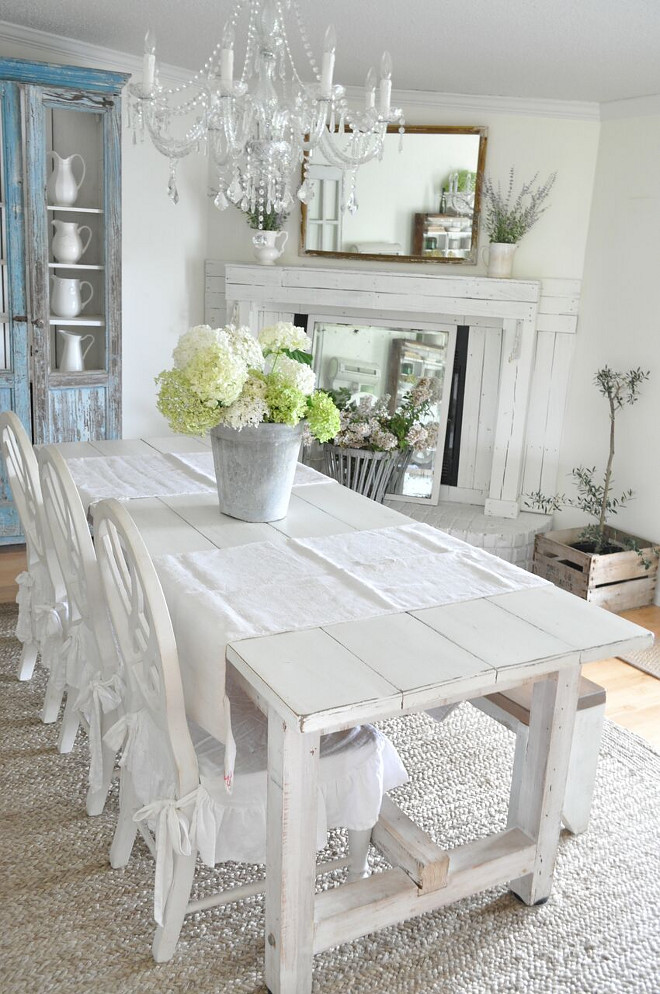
[246,207,288,231]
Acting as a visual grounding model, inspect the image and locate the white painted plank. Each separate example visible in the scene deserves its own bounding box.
[280,267,541,304]
[117,498,213,555]
[411,598,574,672]
[372,796,449,893]
[205,259,225,278]
[507,667,580,904]
[537,333,575,496]
[473,328,502,493]
[268,494,355,538]
[225,264,284,288]
[314,829,536,954]
[160,492,282,548]
[537,295,580,316]
[295,483,409,530]
[143,434,211,453]
[536,313,578,334]
[540,277,582,298]
[322,613,496,710]
[227,629,402,733]
[489,585,654,661]
[520,330,556,500]
[45,440,100,457]
[87,438,155,456]
[265,714,319,994]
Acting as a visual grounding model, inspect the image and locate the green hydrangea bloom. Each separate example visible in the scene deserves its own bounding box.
[264,378,308,426]
[155,369,221,436]
[306,391,341,442]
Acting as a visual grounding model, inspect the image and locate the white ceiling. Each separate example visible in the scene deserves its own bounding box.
[1,0,659,104]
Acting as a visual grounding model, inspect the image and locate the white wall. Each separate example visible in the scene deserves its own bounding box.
[553,100,660,576]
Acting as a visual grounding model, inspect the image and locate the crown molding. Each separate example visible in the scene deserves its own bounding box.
[0,20,191,86]
[1,18,600,121]
[600,92,660,120]
[385,87,601,121]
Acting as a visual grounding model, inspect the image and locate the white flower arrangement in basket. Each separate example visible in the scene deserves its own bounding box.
[325,378,439,502]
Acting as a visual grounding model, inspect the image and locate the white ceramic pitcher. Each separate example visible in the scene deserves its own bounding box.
[47,151,86,207]
[251,230,288,265]
[57,329,94,372]
[52,220,92,264]
[50,276,94,318]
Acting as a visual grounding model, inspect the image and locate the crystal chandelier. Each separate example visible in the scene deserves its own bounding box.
[129,0,404,226]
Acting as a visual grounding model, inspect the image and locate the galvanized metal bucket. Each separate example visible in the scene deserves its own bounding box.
[209,421,303,522]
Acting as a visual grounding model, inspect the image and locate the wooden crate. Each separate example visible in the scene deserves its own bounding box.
[532,526,658,612]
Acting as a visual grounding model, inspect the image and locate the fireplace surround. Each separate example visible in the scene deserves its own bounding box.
[206,263,579,528]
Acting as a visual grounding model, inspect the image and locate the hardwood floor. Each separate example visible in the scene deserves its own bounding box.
[1,545,658,750]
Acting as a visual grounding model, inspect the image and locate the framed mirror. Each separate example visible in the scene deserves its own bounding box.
[300,125,488,265]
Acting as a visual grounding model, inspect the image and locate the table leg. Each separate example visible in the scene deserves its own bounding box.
[507,663,580,905]
[265,708,320,994]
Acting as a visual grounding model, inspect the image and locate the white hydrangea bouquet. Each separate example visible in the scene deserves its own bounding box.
[156,321,340,442]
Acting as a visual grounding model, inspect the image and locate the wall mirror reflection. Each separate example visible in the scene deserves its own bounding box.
[309,319,456,500]
[300,125,488,264]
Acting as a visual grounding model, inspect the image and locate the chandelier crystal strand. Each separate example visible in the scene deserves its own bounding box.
[128,0,404,228]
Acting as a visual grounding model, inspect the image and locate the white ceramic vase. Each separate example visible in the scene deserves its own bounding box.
[482,242,518,278]
[251,229,288,265]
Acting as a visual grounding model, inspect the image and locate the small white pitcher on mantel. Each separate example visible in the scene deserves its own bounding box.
[252,230,288,266]
[482,242,517,279]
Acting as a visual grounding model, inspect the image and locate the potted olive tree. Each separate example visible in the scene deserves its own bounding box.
[528,366,658,610]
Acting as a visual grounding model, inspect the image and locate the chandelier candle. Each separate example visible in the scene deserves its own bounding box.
[130,0,404,225]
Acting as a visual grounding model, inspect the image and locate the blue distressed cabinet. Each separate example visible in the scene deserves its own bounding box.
[0,58,128,543]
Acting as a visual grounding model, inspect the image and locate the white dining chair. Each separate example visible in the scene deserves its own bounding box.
[37,444,122,815]
[0,412,68,702]
[92,497,408,963]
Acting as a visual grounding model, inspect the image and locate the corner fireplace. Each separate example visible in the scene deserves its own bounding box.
[205,262,580,521]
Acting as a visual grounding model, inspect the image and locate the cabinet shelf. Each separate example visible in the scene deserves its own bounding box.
[49,315,105,326]
[47,205,104,214]
[48,263,105,271]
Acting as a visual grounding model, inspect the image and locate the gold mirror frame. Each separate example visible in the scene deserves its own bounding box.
[300,125,488,265]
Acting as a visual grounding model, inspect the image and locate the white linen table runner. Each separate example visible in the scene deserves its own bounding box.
[167,449,336,488]
[154,521,549,778]
[66,451,334,510]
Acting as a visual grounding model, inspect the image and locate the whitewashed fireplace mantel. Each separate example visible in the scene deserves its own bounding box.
[205,263,579,520]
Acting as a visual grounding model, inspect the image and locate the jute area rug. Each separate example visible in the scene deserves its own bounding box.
[1,604,659,994]
[617,641,660,680]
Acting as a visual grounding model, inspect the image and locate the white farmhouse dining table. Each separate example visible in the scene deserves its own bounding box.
[57,434,653,994]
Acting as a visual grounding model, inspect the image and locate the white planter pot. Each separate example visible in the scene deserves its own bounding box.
[210,421,302,521]
[483,242,518,278]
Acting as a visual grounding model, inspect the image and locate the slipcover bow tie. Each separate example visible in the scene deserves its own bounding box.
[133,787,217,924]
